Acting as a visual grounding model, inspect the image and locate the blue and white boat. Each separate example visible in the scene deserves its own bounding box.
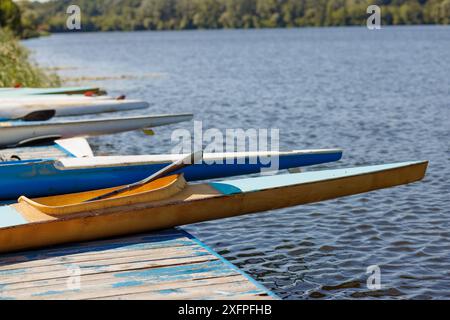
[0,149,343,199]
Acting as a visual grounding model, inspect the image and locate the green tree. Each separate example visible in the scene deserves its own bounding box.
[0,29,60,87]
[0,0,22,35]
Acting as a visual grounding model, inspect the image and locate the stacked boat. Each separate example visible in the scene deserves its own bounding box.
[0,86,428,253]
[0,86,193,147]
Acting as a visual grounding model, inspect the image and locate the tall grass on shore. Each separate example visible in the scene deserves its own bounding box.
[0,29,60,88]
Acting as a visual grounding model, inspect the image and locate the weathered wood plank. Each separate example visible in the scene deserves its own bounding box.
[5,274,248,300]
[1,260,239,292]
[94,280,265,300]
[0,231,191,266]
[0,255,218,285]
[0,242,203,272]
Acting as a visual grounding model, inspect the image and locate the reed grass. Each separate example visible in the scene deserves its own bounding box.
[0,28,60,88]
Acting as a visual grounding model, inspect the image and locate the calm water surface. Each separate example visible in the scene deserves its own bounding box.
[25,26,450,299]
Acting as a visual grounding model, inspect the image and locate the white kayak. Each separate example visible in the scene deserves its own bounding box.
[0,113,193,147]
[0,96,149,120]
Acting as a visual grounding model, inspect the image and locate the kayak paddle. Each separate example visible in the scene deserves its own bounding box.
[85,150,204,202]
[142,128,155,135]
[18,110,56,122]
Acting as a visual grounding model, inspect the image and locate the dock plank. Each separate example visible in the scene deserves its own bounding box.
[92,279,263,300]
[0,228,276,300]
[0,230,187,266]
[0,255,218,285]
[1,264,240,298]
[0,243,205,272]
[1,260,238,292]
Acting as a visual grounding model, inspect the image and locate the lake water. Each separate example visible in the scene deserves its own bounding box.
[24,26,450,299]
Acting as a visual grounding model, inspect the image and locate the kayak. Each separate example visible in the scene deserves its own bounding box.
[0,87,101,96]
[0,113,193,147]
[0,94,112,101]
[0,149,343,199]
[0,138,93,163]
[0,97,149,120]
[0,160,427,253]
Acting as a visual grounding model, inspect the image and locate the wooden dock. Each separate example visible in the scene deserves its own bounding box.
[0,228,276,300]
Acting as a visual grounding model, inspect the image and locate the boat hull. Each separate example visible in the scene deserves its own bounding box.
[0,149,343,199]
[0,114,193,147]
[0,99,149,120]
[0,161,428,253]
[0,87,101,96]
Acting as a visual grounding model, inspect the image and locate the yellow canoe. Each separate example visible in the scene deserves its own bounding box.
[0,160,427,253]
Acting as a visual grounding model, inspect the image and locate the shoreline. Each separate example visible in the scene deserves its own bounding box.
[23,24,450,38]
[0,30,60,88]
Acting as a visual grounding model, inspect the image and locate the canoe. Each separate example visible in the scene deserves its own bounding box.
[0,149,343,199]
[0,138,93,163]
[0,113,193,147]
[0,160,427,253]
[0,97,149,120]
[0,87,101,96]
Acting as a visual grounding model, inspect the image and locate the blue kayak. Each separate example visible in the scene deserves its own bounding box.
[0,149,342,200]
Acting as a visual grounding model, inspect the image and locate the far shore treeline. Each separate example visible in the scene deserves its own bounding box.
[12,0,450,34]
